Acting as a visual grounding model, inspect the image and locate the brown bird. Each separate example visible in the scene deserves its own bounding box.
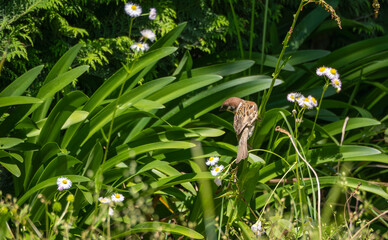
[220,97,258,163]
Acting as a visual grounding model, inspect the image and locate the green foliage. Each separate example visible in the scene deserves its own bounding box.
[0,0,388,239]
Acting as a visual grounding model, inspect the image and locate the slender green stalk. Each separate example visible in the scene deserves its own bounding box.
[258,0,306,117]
[228,0,244,58]
[249,0,256,60]
[306,82,329,150]
[260,0,269,74]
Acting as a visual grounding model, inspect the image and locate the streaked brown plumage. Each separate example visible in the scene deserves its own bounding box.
[220,97,258,163]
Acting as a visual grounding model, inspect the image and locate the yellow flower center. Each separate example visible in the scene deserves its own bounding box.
[137,43,142,47]
[209,157,214,161]
[215,167,219,172]
[312,97,317,103]
[62,180,67,184]
[319,67,326,72]
[330,69,337,74]
[290,95,295,99]
[115,194,121,199]
[334,80,339,85]
[304,97,309,102]
[131,5,137,10]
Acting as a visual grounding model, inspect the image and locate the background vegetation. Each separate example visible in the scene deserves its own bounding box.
[0,0,387,239]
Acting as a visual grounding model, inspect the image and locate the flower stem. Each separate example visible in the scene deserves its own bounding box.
[258,0,307,117]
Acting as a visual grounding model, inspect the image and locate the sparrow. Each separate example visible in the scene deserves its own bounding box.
[220,97,258,163]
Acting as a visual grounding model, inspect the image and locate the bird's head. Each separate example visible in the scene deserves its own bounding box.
[220,97,244,113]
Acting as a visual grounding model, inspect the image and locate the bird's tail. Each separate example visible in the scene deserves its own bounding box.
[236,128,249,164]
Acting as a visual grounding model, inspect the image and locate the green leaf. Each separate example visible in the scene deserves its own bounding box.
[0,96,43,107]
[0,65,43,97]
[0,138,24,149]
[148,75,223,104]
[285,50,331,65]
[184,60,255,77]
[0,151,22,177]
[103,141,196,171]
[323,118,381,136]
[32,44,83,121]
[80,77,175,146]
[112,222,204,239]
[289,0,339,50]
[17,175,90,205]
[62,110,89,129]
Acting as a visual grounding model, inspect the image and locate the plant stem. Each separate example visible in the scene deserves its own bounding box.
[306,82,329,150]
[260,0,269,74]
[258,0,306,117]
[228,0,244,58]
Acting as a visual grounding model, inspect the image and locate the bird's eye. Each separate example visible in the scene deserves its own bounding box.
[228,106,235,111]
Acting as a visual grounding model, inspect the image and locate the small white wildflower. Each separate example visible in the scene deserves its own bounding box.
[297,96,313,109]
[287,92,301,103]
[149,8,157,20]
[140,29,156,42]
[325,67,340,80]
[130,42,149,52]
[111,193,125,202]
[308,95,318,108]
[109,207,114,216]
[214,177,222,186]
[57,177,72,191]
[124,2,142,17]
[99,197,111,204]
[316,66,328,76]
[251,221,265,236]
[331,78,342,92]
[210,165,224,176]
[206,156,219,166]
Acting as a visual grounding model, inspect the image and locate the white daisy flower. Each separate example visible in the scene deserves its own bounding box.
[140,29,156,42]
[297,96,313,109]
[331,78,342,92]
[149,8,157,20]
[206,156,219,166]
[308,95,318,108]
[130,42,149,52]
[124,3,142,17]
[287,92,301,103]
[109,207,114,216]
[111,193,125,202]
[251,221,264,236]
[57,177,72,191]
[325,67,340,80]
[99,197,111,204]
[210,165,224,176]
[214,177,222,186]
[316,66,328,76]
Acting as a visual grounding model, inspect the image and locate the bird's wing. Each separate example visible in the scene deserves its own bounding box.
[234,101,258,135]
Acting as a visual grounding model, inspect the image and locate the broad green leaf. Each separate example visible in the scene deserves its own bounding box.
[256,176,388,210]
[132,99,165,111]
[0,65,43,97]
[285,50,331,65]
[318,36,388,69]
[62,110,89,129]
[112,222,203,239]
[80,77,175,146]
[148,75,223,104]
[289,0,339,50]
[184,60,255,77]
[0,151,22,177]
[0,96,43,107]
[0,137,24,149]
[33,43,83,121]
[83,47,177,113]
[103,141,196,171]
[38,91,88,145]
[17,175,90,205]
[323,118,381,136]
[147,172,213,193]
